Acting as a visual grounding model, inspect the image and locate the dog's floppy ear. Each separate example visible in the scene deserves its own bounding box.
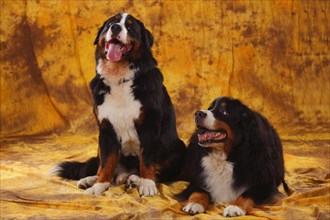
[138,21,154,51]
[94,19,111,45]
[239,107,284,189]
[234,99,248,119]
[239,105,265,154]
[143,28,154,50]
[240,109,259,138]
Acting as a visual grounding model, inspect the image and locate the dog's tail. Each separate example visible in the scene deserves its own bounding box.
[282,179,294,196]
[48,157,99,180]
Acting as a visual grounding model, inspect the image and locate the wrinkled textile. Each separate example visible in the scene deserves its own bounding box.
[0,0,329,219]
[1,135,329,219]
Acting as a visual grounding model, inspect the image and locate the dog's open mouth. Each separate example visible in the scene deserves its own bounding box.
[197,127,227,144]
[105,38,132,62]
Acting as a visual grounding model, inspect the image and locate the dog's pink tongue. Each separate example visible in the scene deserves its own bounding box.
[198,132,214,142]
[106,43,122,62]
[198,131,226,142]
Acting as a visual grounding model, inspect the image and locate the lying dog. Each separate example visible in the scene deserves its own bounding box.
[176,96,291,217]
[51,13,186,196]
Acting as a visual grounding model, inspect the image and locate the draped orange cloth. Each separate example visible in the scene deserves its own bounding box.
[1,1,329,219]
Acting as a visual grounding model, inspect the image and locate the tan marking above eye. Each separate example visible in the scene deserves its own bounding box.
[220,102,227,107]
[127,19,133,24]
[115,15,121,21]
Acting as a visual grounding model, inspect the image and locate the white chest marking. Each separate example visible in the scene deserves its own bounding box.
[201,151,246,203]
[97,66,141,156]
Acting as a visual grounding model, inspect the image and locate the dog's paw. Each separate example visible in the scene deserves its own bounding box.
[77,175,98,189]
[223,205,246,217]
[138,178,158,197]
[84,182,110,195]
[114,172,130,185]
[127,174,141,188]
[182,202,205,215]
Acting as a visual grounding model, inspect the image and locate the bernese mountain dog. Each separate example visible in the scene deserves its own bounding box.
[50,13,186,196]
[176,96,291,217]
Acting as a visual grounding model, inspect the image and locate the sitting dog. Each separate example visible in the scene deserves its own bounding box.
[51,13,186,196]
[176,96,291,217]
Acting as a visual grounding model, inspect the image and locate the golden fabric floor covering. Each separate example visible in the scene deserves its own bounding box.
[0,133,329,220]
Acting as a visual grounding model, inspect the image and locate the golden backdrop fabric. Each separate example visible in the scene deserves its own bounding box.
[0,0,329,219]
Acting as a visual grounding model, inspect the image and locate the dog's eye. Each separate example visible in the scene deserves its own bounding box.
[220,109,229,116]
[219,105,229,116]
[127,26,136,34]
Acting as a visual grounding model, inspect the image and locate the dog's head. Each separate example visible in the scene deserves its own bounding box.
[194,97,249,153]
[94,13,154,63]
[196,97,284,190]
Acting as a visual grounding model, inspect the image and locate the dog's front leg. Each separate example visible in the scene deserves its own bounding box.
[126,150,158,197]
[136,150,158,196]
[84,121,120,195]
[223,196,254,217]
[83,153,119,195]
[182,192,209,215]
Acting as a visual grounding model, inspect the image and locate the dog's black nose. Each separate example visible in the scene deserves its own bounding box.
[195,111,207,120]
[111,24,122,36]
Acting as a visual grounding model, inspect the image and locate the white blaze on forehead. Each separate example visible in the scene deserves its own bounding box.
[118,13,129,43]
[199,110,217,130]
[120,13,129,24]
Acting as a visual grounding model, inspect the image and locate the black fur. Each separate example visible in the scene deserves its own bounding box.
[89,74,110,107]
[177,97,289,205]
[56,157,99,180]
[55,13,186,184]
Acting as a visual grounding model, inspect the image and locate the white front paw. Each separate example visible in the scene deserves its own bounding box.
[182,202,205,215]
[115,172,130,185]
[223,205,246,217]
[77,175,98,189]
[138,178,158,196]
[127,174,141,188]
[84,182,110,195]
